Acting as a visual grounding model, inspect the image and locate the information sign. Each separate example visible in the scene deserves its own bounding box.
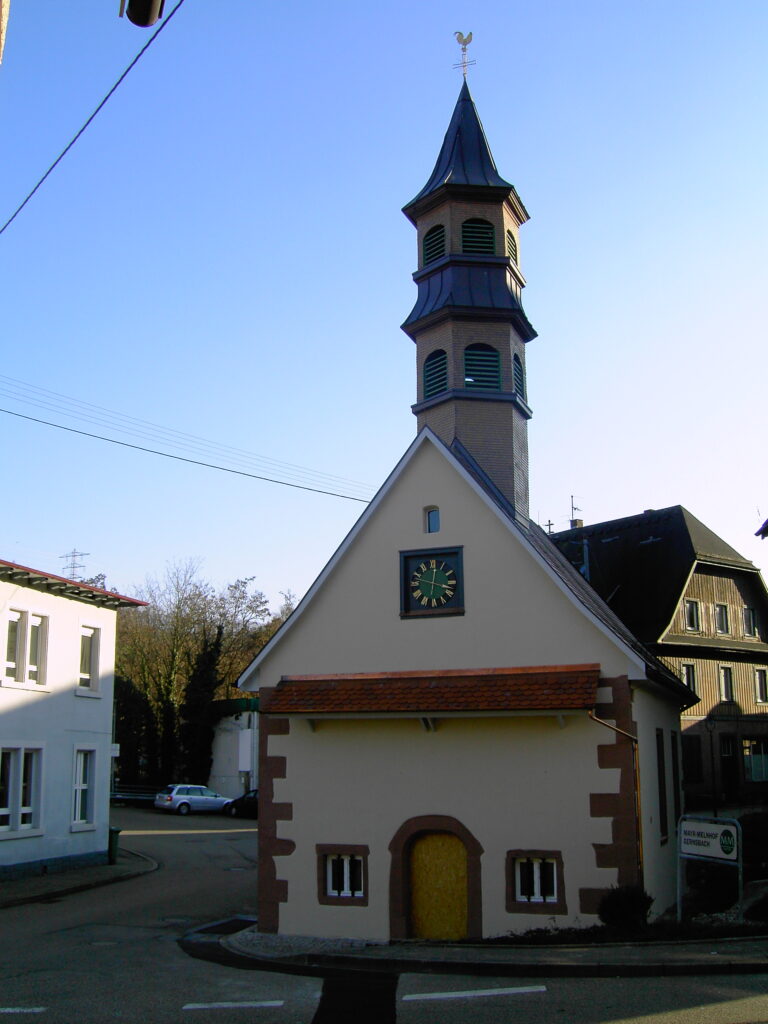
[679,818,738,862]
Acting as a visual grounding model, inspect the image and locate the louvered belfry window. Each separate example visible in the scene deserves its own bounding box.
[464,344,500,391]
[506,229,518,263]
[423,349,448,399]
[462,218,495,254]
[423,225,446,265]
[513,354,526,398]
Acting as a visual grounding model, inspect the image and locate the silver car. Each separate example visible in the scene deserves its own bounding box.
[154,784,230,815]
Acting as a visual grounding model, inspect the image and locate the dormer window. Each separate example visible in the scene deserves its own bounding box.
[513,354,526,399]
[506,229,518,263]
[422,225,446,265]
[423,349,448,399]
[461,218,495,254]
[464,344,500,391]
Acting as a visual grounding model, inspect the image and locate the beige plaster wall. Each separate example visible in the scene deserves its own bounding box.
[272,714,619,939]
[253,438,640,686]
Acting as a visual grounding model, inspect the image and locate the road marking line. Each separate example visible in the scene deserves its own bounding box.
[0,1010,47,1015]
[403,985,547,1002]
[183,1001,283,1010]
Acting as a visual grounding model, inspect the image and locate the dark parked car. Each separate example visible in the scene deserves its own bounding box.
[224,789,258,819]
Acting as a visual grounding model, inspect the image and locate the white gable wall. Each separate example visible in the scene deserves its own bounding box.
[251,439,641,685]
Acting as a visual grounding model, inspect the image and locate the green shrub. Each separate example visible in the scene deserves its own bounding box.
[597,885,654,929]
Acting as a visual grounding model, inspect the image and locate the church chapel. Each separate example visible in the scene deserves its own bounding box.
[239,82,696,940]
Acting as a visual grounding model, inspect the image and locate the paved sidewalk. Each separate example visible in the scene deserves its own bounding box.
[209,923,768,978]
[0,847,157,909]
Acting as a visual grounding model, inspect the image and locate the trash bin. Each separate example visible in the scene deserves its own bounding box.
[108,826,121,865]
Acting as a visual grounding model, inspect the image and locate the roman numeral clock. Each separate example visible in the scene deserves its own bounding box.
[400,548,464,617]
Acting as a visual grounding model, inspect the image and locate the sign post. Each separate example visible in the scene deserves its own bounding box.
[677,815,742,922]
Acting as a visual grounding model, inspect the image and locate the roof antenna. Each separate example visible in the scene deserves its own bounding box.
[453,32,475,79]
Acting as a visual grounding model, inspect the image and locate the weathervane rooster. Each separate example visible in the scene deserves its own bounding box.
[454,31,474,79]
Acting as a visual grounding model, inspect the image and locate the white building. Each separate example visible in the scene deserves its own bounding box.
[0,559,144,878]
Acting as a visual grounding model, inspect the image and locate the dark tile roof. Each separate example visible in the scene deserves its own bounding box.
[551,506,756,644]
[0,559,145,609]
[261,666,601,716]
[447,445,697,709]
[403,81,515,217]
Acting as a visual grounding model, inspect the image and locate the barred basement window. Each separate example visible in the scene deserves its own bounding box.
[423,349,448,399]
[422,225,446,265]
[316,844,369,906]
[513,354,526,398]
[506,850,566,914]
[506,229,518,263]
[464,344,500,391]
[461,218,495,254]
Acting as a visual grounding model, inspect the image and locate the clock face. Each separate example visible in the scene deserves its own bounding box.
[400,548,464,617]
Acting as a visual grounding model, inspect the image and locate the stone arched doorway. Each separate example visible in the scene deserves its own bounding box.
[388,815,483,940]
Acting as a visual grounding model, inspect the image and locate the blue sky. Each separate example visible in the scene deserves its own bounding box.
[2,1,766,607]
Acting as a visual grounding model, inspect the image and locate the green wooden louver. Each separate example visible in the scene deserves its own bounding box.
[423,225,446,265]
[464,344,500,391]
[424,349,448,398]
[513,354,526,397]
[461,218,495,254]
[506,229,518,263]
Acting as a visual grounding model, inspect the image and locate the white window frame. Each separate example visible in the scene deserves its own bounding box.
[755,668,768,704]
[0,745,43,838]
[76,626,101,695]
[71,747,97,831]
[325,854,364,898]
[684,599,700,632]
[719,665,735,702]
[744,607,757,638]
[715,603,730,635]
[4,610,48,688]
[514,856,558,904]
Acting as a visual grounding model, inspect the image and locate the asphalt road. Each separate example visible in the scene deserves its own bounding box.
[1,807,767,1022]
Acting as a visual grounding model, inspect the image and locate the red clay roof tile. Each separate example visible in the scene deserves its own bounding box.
[261,665,600,715]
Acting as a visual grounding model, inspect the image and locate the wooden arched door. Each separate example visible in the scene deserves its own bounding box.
[409,832,468,940]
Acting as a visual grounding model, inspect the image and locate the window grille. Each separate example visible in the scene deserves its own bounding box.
[506,229,518,262]
[423,225,446,264]
[461,218,494,254]
[423,350,448,398]
[464,344,500,391]
[513,354,526,397]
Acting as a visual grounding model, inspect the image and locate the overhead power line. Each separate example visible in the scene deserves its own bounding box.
[0,406,371,504]
[0,374,374,496]
[0,0,188,238]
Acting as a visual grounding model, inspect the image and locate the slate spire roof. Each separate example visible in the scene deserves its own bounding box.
[403,80,516,219]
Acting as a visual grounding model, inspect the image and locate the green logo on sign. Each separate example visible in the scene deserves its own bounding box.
[720,829,735,855]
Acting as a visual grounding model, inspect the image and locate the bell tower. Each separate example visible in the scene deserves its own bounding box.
[402,81,537,523]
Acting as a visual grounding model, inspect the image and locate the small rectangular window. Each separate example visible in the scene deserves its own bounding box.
[72,749,95,826]
[316,845,369,906]
[719,666,734,702]
[744,608,757,637]
[0,747,41,834]
[715,604,730,634]
[506,850,566,914]
[681,663,696,694]
[756,669,768,703]
[425,507,440,534]
[4,611,47,686]
[684,600,700,631]
[743,738,768,782]
[79,627,100,689]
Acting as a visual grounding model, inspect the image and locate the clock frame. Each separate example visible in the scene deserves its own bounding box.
[400,547,464,618]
